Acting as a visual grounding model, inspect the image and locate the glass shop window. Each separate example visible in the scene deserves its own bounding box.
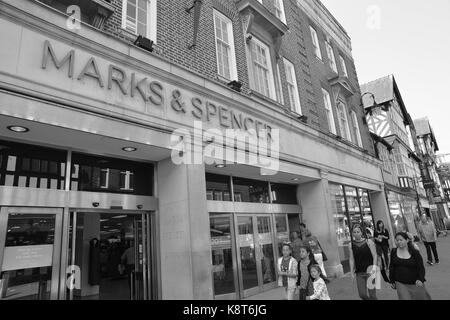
[232,177,270,203]
[70,153,153,196]
[270,183,297,204]
[0,140,66,190]
[206,173,232,201]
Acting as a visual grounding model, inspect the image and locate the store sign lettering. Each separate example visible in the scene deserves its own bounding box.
[41,40,272,137]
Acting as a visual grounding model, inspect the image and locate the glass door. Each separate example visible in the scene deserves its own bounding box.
[235,214,277,298]
[210,214,238,299]
[66,212,152,300]
[235,215,259,298]
[0,207,63,300]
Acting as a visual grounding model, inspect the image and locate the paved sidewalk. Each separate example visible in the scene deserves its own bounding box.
[245,235,450,300]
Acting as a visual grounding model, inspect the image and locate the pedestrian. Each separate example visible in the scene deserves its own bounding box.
[296,246,317,300]
[306,265,331,300]
[291,231,304,262]
[349,224,378,300]
[417,214,439,265]
[277,243,298,300]
[389,232,431,300]
[374,220,390,282]
[299,223,307,240]
[302,229,328,277]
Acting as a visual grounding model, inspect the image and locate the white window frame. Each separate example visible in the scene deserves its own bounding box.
[337,102,351,141]
[213,10,238,81]
[283,58,302,114]
[100,168,109,189]
[120,170,135,191]
[351,110,363,147]
[322,88,336,134]
[121,0,157,42]
[275,62,284,104]
[273,0,287,24]
[309,26,322,60]
[326,41,337,73]
[339,55,348,77]
[249,37,276,100]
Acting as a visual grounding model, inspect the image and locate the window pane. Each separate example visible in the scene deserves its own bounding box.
[206,173,232,201]
[270,183,297,204]
[232,177,269,203]
[127,3,136,19]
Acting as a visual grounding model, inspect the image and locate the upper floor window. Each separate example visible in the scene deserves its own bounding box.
[213,10,238,81]
[273,0,287,24]
[337,102,351,141]
[283,58,302,114]
[322,88,336,134]
[309,26,322,60]
[326,41,337,73]
[249,37,276,99]
[350,110,363,147]
[339,55,348,77]
[122,0,157,41]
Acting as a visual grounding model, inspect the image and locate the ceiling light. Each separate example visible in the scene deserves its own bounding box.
[122,146,137,152]
[7,126,29,133]
[215,164,226,168]
[292,178,299,181]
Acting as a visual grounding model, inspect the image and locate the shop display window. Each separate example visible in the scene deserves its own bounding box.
[0,140,66,190]
[270,183,298,204]
[70,153,153,196]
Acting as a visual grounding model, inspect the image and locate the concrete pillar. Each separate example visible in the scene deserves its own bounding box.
[157,158,213,299]
[297,172,343,278]
[369,189,396,247]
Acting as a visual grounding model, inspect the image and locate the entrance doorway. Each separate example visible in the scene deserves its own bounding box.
[0,207,63,300]
[66,211,153,300]
[210,213,291,299]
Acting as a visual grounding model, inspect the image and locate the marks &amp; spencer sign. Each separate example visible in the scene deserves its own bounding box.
[41,40,273,137]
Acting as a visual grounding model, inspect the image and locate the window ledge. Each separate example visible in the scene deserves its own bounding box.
[236,0,288,38]
[248,89,284,109]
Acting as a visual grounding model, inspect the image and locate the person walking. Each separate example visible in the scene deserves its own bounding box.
[302,230,328,277]
[296,246,317,300]
[306,265,331,300]
[277,243,298,300]
[374,220,390,267]
[349,224,378,300]
[389,232,431,300]
[374,220,390,282]
[417,214,439,265]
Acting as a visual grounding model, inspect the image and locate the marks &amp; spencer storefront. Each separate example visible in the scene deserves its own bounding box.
[0,1,389,300]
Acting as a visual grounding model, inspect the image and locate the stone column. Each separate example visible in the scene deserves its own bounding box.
[157,158,213,299]
[297,171,343,277]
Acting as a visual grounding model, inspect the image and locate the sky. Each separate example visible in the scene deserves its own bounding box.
[320,0,450,155]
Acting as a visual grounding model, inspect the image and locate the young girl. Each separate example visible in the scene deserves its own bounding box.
[296,246,317,300]
[277,243,298,300]
[306,265,330,300]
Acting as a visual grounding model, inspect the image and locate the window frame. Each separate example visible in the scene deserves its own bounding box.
[213,9,238,81]
[350,110,363,147]
[326,41,338,73]
[249,36,277,100]
[273,0,287,24]
[121,0,157,42]
[322,88,337,134]
[283,58,302,114]
[339,54,348,77]
[337,102,351,141]
[309,26,322,60]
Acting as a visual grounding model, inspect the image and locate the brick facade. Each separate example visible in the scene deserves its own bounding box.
[75,0,375,155]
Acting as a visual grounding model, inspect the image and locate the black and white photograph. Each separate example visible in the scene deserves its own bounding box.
[0,0,449,310]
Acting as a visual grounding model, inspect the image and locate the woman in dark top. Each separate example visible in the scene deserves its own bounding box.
[389,232,431,300]
[349,224,378,300]
[374,220,390,266]
[374,220,390,282]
